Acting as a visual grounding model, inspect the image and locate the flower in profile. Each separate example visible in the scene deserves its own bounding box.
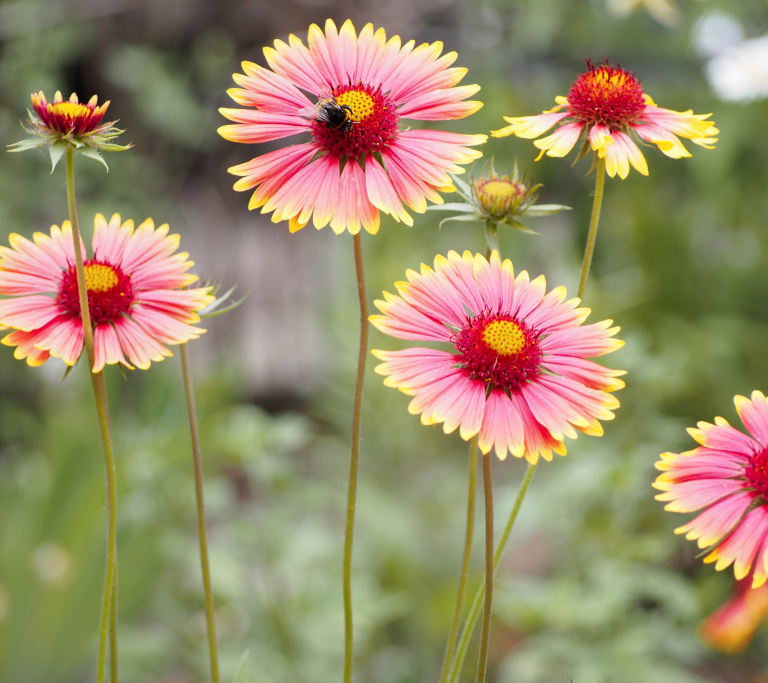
[0,214,214,371]
[699,575,768,654]
[654,391,768,587]
[430,162,569,234]
[492,59,718,179]
[218,19,487,235]
[8,91,131,170]
[370,251,624,463]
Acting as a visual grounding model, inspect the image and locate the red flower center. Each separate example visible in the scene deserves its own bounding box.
[58,260,134,326]
[452,311,542,391]
[566,61,646,130]
[745,448,768,499]
[311,83,398,159]
[33,97,105,135]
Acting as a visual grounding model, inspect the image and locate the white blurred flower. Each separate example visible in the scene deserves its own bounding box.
[32,542,74,586]
[606,0,680,27]
[693,11,744,58]
[707,36,768,103]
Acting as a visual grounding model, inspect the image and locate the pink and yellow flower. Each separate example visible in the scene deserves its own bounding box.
[0,214,214,371]
[699,576,768,654]
[218,19,487,235]
[654,391,768,587]
[492,60,718,179]
[370,251,625,463]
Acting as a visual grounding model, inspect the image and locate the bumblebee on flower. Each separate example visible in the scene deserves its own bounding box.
[492,59,718,179]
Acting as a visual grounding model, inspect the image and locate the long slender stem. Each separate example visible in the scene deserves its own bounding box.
[474,452,494,683]
[446,462,538,683]
[110,578,118,683]
[342,231,369,683]
[65,148,119,683]
[180,342,221,683]
[439,437,478,683]
[485,221,499,258]
[576,157,606,300]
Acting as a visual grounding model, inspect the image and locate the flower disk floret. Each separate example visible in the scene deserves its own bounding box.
[0,214,215,372]
[654,391,768,588]
[492,60,718,179]
[370,250,625,463]
[218,19,487,235]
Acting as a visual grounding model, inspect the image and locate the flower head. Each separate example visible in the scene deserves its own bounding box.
[8,91,131,170]
[370,251,625,463]
[218,19,487,235]
[492,59,718,179]
[699,575,768,654]
[654,391,768,588]
[0,214,214,371]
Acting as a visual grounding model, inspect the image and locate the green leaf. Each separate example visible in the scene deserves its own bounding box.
[449,173,472,197]
[522,204,571,217]
[200,286,249,319]
[7,137,48,153]
[426,203,477,213]
[234,650,250,683]
[49,141,68,173]
[77,146,109,171]
[438,215,480,229]
[571,130,591,166]
[509,219,540,235]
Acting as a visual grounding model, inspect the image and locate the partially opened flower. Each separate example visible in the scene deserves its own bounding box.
[8,91,131,170]
[0,214,214,371]
[430,162,569,236]
[370,251,625,463]
[654,391,768,587]
[219,19,487,234]
[492,59,718,179]
[699,575,768,654]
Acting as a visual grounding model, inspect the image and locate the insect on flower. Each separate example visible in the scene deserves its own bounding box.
[299,85,358,132]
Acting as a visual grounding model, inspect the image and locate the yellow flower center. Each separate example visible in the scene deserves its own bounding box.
[480,179,519,200]
[49,102,91,120]
[84,264,119,293]
[335,89,376,121]
[482,319,527,356]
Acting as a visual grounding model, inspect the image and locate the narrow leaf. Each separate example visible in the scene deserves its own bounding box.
[234,650,250,683]
[201,293,249,319]
[426,203,477,213]
[522,204,571,217]
[78,146,109,171]
[449,173,472,196]
[49,141,68,173]
[438,215,480,229]
[509,219,540,235]
[7,138,48,152]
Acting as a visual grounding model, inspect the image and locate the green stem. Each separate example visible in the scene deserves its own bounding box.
[342,231,369,683]
[110,569,117,683]
[446,462,537,683]
[485,221,499,258]
[474,452,494,683]
[65,148,119,683]
[180,342,221,683]
[576,157,606,300]
[438,437,477,683]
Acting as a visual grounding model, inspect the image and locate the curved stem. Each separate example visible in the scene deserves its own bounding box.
[65,148,119,683]
[438,437,477,683]
[576,157,606,300]
[474,452,494,683]
[180,342,221,683]
[446,462,538,683]
[342,231,369,683]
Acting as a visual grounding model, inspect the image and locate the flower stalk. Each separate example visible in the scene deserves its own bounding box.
[438,437,477,683]
[343,231,369,683]
[180,342,221,683]
[475,452,495,683]
[577,157,606,299]
[65,147,119,683]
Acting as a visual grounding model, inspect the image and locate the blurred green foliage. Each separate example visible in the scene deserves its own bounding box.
[1,0,768,682]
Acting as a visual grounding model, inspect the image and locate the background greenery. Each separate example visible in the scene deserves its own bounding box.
[0,0,766,680]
